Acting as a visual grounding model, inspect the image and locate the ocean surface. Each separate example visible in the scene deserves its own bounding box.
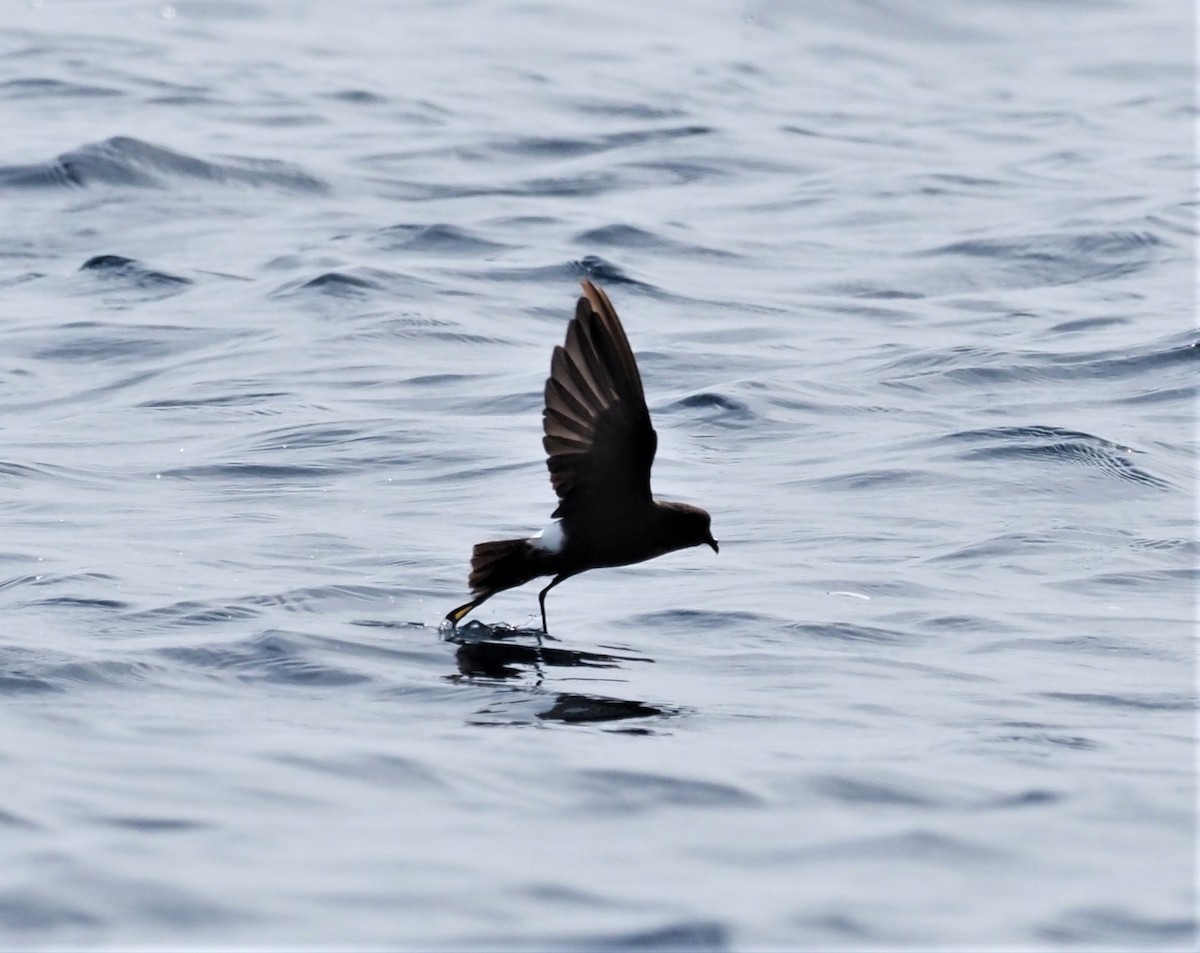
[0,1,1195,949]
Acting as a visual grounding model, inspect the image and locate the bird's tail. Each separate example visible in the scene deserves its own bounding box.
[469,538,540,594]
[445,538,540,626]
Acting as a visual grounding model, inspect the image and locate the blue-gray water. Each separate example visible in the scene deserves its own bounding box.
[1,1,1195,949]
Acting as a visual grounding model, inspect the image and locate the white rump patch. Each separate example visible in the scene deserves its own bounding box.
[529,520,566,554]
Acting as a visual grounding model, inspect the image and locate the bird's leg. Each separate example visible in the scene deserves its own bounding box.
[537,574,568,635]
[444,592,491,631]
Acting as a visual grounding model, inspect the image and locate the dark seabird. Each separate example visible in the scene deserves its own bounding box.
[446,280,718,632]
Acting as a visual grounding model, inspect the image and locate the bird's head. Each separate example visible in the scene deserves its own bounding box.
[660,501,719,555]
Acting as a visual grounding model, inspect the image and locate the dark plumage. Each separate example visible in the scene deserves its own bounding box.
[446,280,717,632]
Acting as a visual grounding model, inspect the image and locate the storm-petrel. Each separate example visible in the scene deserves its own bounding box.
[446,279,718,632]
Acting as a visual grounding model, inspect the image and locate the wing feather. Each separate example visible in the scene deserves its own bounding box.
[542,280,657,516]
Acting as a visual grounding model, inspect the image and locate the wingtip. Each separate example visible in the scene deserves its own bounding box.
[579,278,609,314]
[579,279,597,313]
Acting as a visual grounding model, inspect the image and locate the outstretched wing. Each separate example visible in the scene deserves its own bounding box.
[542,280,657,519]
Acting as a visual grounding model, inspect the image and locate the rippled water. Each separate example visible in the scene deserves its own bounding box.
[1,0,1195,949]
